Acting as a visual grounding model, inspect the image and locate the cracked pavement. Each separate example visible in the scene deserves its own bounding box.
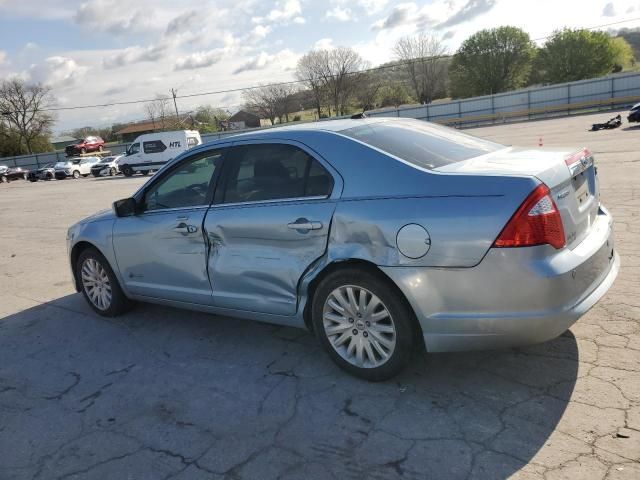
[1,111,639,479]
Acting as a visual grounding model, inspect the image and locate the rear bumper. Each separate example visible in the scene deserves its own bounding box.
[381,206,619,352]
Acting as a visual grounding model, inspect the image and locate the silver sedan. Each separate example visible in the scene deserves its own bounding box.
[67,118,619,380]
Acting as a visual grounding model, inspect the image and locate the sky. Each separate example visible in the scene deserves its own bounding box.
[1,0,640,133]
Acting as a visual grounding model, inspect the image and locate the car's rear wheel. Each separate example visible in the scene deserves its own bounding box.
[122,165,133,177]
[1,175,8,183]
[72,170,80,179]
[311,268,416,381]
[141,170,149,176]
[77,248,130,317]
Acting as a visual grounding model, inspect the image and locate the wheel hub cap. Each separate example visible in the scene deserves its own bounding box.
[322,285,396,369]
[81,258,112,311]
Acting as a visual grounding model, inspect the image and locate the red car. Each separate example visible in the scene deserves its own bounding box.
[65,136,105,156]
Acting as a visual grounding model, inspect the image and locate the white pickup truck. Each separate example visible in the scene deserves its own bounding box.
[54,157,100,179]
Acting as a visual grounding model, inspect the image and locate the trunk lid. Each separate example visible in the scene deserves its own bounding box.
[436,146,600,250]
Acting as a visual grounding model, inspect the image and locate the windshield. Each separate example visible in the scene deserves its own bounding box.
[99,156,114,163]
[339,120,504,170]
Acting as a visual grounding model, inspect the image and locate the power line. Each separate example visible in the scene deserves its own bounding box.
[532,16,640,41]
[3,16,640,117]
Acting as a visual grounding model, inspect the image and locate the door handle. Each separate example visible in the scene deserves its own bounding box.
[287,220,323,231]
[174,223,198,234]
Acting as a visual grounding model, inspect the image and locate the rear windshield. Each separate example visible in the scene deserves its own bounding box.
[340,120,504,170]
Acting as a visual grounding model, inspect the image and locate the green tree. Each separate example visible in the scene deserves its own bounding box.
[538,29,618,83]
[378,84,412,108]
[610,36,635,72]
[193,105,229,133]
[448,26,535,98]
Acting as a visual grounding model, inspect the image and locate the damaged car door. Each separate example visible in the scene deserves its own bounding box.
[204,141,338,316]
[113,150,223,305]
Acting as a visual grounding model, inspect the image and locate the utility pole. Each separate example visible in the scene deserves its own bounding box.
[170,88,180,119]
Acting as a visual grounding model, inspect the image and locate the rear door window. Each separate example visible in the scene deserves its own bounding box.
[220,144,333,204]
[340,120,504,170]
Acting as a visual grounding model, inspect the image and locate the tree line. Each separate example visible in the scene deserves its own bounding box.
[1,25,636,157]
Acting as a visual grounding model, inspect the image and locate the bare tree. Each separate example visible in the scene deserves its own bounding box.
[0,79,55,154]
[316,47,368,116]
[243,84,296,126]
[354,72,381,112]
[394,33,448,104]
[144,94,174,130]
[295,50,328,118]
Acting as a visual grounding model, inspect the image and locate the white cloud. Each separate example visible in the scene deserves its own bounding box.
[252,24,272,39]
[174,49,225,70]
[326,6,353,22]
[74,0,156,34]
[103,44,168,69]
[357,0,389,14]
[371,2,422,30]
[313,38,335,50]
[602,2,616,16]
[29,56,88,87]
[0,51,7,65]
[233,49,298,74]
[253,0,304,26]
[165,10,199,36]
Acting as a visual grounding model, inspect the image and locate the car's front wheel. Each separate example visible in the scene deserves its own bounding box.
[72,170,80,179]
[110,167,116,176]
[311,268,416,381]
[122,165,133,177]
[77,248,130,317]
[0,175,8,183]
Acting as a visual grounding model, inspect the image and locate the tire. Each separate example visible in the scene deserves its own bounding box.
[311,268,416,381]
[0,175,7,183]
[23,173,28,180]
[80,148,86,154]
[76,247,131,317]
[98,145,103,152]
[110,167,116,176]
[46,173,53,180]
[141,170,149,176]
[122,165,134,177]
[72,170,80,179]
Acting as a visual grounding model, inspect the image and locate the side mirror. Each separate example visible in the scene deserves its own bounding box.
[113,197,138,217]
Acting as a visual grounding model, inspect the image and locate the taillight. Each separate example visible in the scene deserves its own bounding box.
[493,184,565,249]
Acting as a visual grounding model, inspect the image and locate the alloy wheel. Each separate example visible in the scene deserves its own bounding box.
[322,285,397,368]
[81,258,112,311]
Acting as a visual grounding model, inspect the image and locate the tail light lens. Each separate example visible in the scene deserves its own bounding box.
[493,184,565,249]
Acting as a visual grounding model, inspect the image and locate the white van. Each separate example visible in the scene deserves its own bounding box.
[119,130,202,176]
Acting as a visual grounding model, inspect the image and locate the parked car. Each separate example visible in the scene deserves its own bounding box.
[0,165,29,183]
[67,118,619,380]
[65,136,105,156]
[628,102,640,123]
[119,130,201,177]
[27,163,56,181]
[55,157,100,179]
[91,155,124,177]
